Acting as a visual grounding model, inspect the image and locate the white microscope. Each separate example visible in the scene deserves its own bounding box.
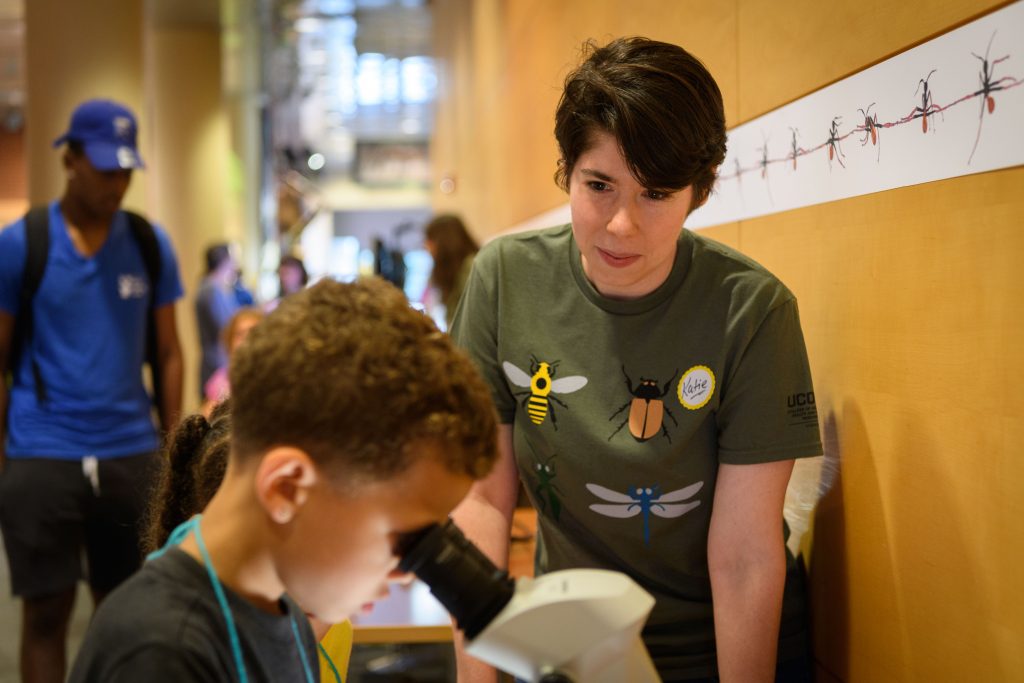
[396,520,662,683]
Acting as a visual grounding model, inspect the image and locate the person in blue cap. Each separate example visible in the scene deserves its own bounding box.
[0,98,184,683]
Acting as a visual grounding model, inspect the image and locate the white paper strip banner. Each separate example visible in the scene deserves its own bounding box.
[686,1,1024,229]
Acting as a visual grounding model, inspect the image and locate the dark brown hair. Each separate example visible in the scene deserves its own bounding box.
[142,401,232,554]
[425,214,479,301]
[278,254,309,294]
[554,37,727,209]
[230,277,498,487]
[204,243,232,274]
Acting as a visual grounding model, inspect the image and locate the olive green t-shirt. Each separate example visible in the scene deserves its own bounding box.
[451,224,822,680]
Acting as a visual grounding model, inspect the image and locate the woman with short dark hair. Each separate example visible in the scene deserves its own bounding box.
[451,37,821,683]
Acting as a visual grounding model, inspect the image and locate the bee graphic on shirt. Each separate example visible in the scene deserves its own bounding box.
[587,481,704,547]
[503,356,588,430]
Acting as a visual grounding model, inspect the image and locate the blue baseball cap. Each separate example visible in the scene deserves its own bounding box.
[52,99,145,171]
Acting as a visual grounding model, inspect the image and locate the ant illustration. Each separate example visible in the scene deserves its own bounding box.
[757,133,775,204]
[788,127,801,170]
[913,69,943,133]
[858,103,881,162]
[530,449,563,522]
[758,138,770,179]
[968,31,1018,164]
[826,116,846,169]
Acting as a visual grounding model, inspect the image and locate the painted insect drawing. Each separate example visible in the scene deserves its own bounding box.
[858,103,881,161]
[758,138,770,179]
[757,133,775,204]
[701,10,1024,214]
[789,127,801,170]
[968,32,1019,164]
[913,69,943,133]
[607,366,679,443]
[587,481,704,546]
[503,357,588,429]
[826,116,846,169]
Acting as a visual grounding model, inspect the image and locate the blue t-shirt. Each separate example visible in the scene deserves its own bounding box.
[0,201,184,459]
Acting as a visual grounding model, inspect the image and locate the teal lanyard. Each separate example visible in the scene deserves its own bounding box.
[149,515,331,683]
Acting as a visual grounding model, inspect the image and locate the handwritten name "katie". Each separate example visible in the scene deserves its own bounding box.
[682,376,709,398]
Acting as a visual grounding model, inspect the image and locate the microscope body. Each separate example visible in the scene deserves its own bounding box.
[466,568,662,683]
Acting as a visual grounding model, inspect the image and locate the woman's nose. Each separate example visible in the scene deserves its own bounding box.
[606,201,640,236]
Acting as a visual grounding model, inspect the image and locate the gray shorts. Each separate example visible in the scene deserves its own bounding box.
[0,452,159,599]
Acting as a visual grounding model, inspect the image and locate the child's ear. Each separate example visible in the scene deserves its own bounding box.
[254,447,317,525]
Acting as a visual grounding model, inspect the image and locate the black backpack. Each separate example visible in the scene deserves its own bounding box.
[13,206,163,417]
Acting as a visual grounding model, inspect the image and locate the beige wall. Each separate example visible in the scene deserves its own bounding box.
[145,23,231,410]
[24,0,147,209]
[0,128,26,225]
[432,1,1023,681]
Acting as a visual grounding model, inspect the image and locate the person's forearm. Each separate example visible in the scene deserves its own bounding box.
[450,492,514,683]
[0,380,8,470]
[157,349,183,433]
[710,548,786,683]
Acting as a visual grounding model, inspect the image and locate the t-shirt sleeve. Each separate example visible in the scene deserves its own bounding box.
[0,220,27,315]
[449,247,517,424]
[716,298,823,464]
[152,225,184,308]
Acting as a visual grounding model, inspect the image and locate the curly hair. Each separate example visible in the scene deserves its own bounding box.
[142,400,232,555]
[230,277,498,488]
[554,37,727,210]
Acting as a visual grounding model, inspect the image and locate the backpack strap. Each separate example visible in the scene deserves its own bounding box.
[19,207,52,403]
[14,209,165,414]
[124,211,165,422]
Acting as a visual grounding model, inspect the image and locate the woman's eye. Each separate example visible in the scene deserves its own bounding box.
[644,189,669,200]
[587,181,609,192]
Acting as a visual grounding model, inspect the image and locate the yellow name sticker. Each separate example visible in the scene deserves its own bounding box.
[678,365,715,410]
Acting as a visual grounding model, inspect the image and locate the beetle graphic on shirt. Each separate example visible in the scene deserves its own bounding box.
[607,365,679,443]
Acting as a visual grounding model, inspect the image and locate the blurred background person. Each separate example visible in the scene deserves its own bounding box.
[265,254,308,312]
[233,267,256,307]
[195,243,240,400]
[201,307,264,416]
[278,254,308,298]
[0,97,184,683]
[423,214,478,330]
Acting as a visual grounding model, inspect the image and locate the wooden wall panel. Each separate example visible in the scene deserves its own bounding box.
[735,0,1023,678]
[431,1,1024,680]
[741,168,1024,681]
[737,0,1009,121]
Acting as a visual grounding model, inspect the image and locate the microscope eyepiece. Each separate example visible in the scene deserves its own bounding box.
[396,520,515,640]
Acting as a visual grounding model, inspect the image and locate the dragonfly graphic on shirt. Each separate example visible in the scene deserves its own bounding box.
[587,481,704,546]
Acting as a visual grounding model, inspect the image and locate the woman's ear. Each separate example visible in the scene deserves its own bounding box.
[688,171,717,216]
[254,447,317,525]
